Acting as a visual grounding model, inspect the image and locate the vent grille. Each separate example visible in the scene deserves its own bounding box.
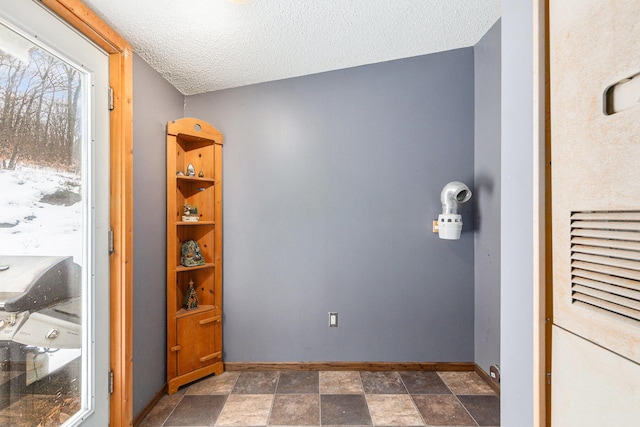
[571,211,640,322]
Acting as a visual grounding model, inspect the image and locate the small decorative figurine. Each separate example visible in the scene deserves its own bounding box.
[187,163,196,177]
[182,203,199,222]
[176,170,184,176]
[181,240,205,266]
[183,280,199,310]
[198,170,205,178]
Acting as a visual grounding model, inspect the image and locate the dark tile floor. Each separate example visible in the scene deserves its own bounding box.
[139,370,500,427]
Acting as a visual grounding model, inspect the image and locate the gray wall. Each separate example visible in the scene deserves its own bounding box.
[473,20,501,375]
[132,54,184,417]
[185,49,476,362]
[501,1,534,425]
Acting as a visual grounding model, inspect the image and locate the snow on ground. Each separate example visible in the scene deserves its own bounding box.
[0,165,83,264]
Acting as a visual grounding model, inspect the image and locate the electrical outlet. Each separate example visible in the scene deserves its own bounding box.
[489,364,500,383]
[329,312,338,327]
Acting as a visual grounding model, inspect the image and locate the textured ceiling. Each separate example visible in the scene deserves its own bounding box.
[83,0,500,95]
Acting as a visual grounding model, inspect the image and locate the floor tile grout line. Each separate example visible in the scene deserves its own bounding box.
[211,374,240,426]
[264,371,279,426]
[214,372,240,427]
[398,372,428,427]
[160,392,185,427]
[436,370,479,426]
[438,371,485,427]
[452,393,481,427]
[214,394,230,427]
[357,371,372,427]
[439,371,498,427]
[436,371,455,395]
[318,373,322,427]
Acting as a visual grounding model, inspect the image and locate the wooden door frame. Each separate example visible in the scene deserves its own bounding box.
[40,0,133,425]
[533,0,551,426]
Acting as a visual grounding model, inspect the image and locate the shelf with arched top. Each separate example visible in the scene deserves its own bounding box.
[166,117,224,394]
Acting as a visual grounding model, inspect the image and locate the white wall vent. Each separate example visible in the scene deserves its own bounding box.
[570,211,640,322]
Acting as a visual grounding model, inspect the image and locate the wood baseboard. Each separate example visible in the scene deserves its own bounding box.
[224,361,476,372]
[133,384,167,427]
[474,364,501,395]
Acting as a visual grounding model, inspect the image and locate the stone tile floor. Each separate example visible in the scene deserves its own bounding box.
[139,370,500,426]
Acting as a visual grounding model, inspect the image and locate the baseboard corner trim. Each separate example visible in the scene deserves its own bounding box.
[474,364,501,394]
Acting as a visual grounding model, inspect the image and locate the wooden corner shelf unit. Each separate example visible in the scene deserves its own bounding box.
[166,118,223,394]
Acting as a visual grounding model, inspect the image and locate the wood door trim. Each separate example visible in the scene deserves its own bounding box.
[543,0,552,423]
[40,1,133,425]
[534,0,551,426]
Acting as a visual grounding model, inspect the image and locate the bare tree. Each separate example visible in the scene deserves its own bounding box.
[0,53,28,169]
[0,46,82,170]
[62,64,81,167]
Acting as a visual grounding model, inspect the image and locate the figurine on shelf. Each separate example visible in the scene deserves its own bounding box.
[176,170,184,176]
[198,170,205,178]
[182,203,199,222]
[181,239,205,267]
[183,280,199,310]
[187,163,196,177]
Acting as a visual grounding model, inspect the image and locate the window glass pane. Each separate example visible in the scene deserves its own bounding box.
[0,20,87,425]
